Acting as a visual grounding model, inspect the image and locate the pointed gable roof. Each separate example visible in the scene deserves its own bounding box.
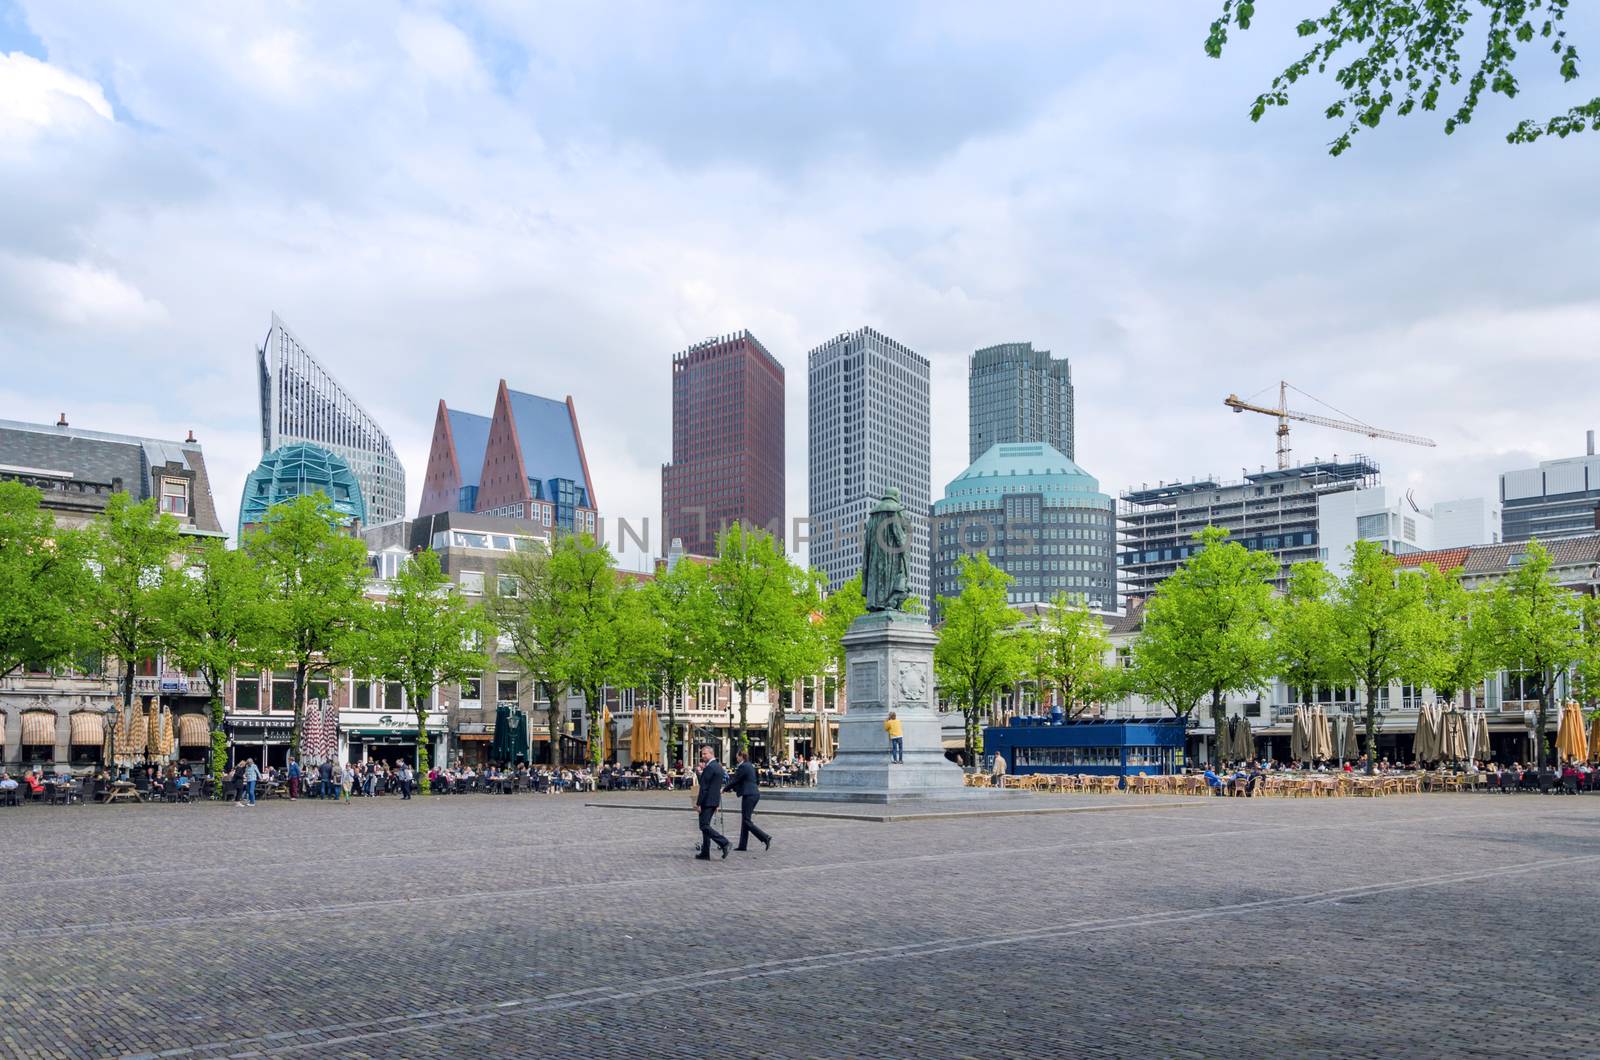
[504,388,589,495]
[447,408,492,489]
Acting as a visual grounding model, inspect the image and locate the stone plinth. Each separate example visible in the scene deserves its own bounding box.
[770,610,998,804]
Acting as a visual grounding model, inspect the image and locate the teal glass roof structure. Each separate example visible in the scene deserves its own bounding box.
[239,443,368,528]
[932,442,1109,514]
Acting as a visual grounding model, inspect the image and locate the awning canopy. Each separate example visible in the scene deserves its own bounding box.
[177,713,209,746]
[69,711,104,745]
[20,711,55,746]
[457,733,492,742]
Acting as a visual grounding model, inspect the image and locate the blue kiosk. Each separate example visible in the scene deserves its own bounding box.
[983,714,1188,783]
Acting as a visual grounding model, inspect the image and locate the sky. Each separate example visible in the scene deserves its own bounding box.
[3,1,1598,569]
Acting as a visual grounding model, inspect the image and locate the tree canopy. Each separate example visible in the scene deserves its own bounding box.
[0,481,92,681]
[1207,1,1596,153]
[1331,540,1431,772]
[934,553,1022,766]
[1131,527,1277,759]
[356,549,491,789]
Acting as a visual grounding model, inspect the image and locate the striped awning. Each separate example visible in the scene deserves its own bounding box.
[20,711,55,746]
[177,712,209,746]
[69,711,104,745]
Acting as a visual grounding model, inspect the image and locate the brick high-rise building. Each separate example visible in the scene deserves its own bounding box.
[661,331,785,555]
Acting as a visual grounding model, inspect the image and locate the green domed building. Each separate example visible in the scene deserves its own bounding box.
[239,443,368,531]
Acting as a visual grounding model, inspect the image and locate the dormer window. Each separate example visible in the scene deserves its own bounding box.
[161,478,188,516]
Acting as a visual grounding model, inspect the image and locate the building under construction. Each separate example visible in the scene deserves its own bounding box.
[1117,455,1381,598]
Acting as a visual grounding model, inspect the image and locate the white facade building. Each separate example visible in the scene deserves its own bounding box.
[257,312,407,525]
[1432,497,1501,548]
[807,326,932,606]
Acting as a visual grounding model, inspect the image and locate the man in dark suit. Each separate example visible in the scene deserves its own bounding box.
[694,745,730,860]
[723,750,771,851]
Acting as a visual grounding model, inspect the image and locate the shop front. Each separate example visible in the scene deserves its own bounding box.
[226,714,295,769]
[342,712,447,770]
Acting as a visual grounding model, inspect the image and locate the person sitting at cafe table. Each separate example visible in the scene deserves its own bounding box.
[0,771,17,794]
[24,771,45,797]
[1202,766,1223,794]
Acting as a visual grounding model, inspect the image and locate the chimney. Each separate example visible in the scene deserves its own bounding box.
[56,412,68,427]
[186,430,197,444]
[1588,429,1595,457]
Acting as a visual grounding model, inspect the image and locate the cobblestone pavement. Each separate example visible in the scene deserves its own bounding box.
[2,791,1598,1058]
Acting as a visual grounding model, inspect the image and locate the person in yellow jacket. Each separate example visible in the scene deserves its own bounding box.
[884,711,904,764]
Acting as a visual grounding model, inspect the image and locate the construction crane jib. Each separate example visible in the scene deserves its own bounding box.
[1223,380,1437,470]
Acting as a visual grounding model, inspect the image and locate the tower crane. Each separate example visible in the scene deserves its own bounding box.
[1223,381,1436,470]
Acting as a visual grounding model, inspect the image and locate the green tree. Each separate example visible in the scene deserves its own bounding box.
[1572,593,1600,714]
[561,537,629,772]
[1206,0,1595,154]
[1033,593,1115,718]
[158,542,271,790]
[706,524,811,755]
[1272,560,1340,717]
[245,494,371,761]
[1483,538,1581,770]
[1416,563,1496,711]
[493,541,577,773]
[86,493,182,730]
[1331,540,1430,773]
[1134,527,1276,762]
[356,550,491,791]
[0,482,93,681]
[634,558,715,766]
[934,553,1022,767]
[763,567,827,760]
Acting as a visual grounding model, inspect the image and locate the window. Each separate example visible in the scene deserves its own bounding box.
[384,683,404,711]
[161,478,188,516]
[699,680,717,709]
[497,575,517,597]
[459,571,484,595]
[497,678,518,704]
[355,682,372,710]
[461,677,482,703]
[236,676,261,712]
[271,672,295,712]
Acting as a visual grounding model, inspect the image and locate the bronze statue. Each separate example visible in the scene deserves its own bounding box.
[862,488,911,612]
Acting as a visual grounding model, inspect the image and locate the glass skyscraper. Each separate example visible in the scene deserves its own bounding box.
[968,342,1075,464]
[807,326,931,606]
[257,313,406,525]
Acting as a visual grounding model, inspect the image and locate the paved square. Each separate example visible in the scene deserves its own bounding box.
[2,791,1597,1058]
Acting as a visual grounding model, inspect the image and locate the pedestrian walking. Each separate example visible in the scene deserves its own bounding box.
[723,750,771,852]
[242,758,260,806]
[884,710,904,763]
[286,755,301,799]
[693,745,730,860]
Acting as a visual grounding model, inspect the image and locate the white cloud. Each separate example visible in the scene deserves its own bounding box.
[3,2,1600,553]
[0,252,167,329]
[0,50,112,141]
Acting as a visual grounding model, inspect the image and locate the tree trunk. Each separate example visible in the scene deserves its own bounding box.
[547,683,564,773]
[662,685,675,768]
[964,695,978,770]
[586,689,602,770]
[413,689,431,793]
[1364,681,1379,775]
[1536,669,1552,772]
[209,690,227,799]
[738,683,750,754]
[1209,686,1226,765]
[291,660,308,762]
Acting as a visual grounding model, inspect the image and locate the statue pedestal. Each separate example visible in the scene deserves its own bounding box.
[770,611,989,805]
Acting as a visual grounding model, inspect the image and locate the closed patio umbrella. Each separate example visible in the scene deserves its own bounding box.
[1236,716,1255,763]
[1476,711,1492,764]
[1588,713,1600,767]
[1291,706,1309,763]
[1555,702,1578,764]
[1441,709,1469,764]
[1343,714,1360,762]
[1414,704,1438,765]
[601,707,613,761]
[1312,707,1333,762]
